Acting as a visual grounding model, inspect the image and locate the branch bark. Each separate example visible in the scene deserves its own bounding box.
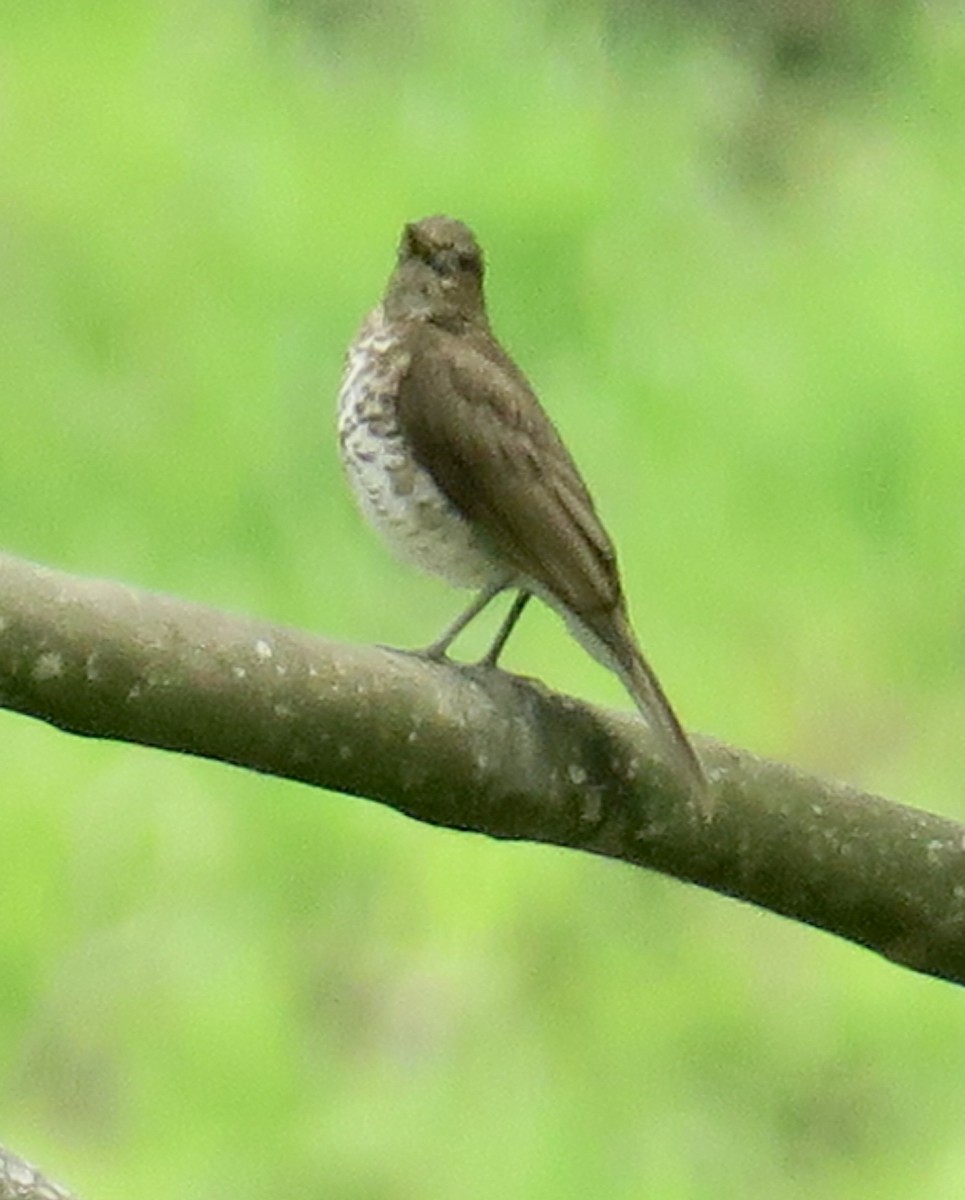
[0,1143,76,1199]
[1,551,964,987]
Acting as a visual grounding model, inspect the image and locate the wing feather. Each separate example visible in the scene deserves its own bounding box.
[396,323,621,618]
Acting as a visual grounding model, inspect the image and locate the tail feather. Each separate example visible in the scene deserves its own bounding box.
[591,609,710,816]
[615,644,709,805]
[541,591,711,815]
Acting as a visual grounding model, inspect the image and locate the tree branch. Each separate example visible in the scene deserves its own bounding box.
[1,551,963,987]
[0,1143,77,1199]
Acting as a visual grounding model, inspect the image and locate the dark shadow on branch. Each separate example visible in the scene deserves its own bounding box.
[1,551,964,987]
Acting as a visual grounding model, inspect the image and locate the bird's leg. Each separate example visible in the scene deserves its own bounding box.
[421,579,506,660]
[478,591,531,667]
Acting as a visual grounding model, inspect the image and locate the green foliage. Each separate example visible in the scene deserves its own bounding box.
[2,3,964,1196]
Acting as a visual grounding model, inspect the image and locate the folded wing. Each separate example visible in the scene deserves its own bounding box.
[396,322,622,621]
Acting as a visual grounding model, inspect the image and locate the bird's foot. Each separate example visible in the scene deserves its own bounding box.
[419,637,455,662]
[376,641,451,662]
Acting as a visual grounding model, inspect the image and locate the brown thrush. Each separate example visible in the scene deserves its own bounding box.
[338,216,706,801]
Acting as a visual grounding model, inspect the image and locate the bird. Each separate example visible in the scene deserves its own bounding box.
[338,215,707,805]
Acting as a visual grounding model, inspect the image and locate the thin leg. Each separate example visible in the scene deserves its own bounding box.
[422,579,506,660]
[479,591,531,667]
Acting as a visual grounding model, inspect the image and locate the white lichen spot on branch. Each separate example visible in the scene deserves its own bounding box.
[580,789,603,825]
[254,639,273,660]
[704,761,726,785]
[31,652,64,682]
[85,651,101,682]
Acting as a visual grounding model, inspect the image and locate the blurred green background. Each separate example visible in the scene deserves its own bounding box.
[2,2,965,1196]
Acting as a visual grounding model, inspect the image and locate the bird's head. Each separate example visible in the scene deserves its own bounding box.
[384,215,487,328]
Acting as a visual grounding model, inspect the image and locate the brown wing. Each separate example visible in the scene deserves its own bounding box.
[396,321,622,620]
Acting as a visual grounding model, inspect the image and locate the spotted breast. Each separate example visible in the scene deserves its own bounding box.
[338,306,503,590]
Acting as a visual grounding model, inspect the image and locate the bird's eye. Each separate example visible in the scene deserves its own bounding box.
[457,251,478,272]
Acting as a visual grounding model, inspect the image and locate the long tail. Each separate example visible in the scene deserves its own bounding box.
[588,609,710,815]
[615,640,709,806]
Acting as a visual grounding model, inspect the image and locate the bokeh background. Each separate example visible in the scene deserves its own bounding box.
[2,2,965,1196]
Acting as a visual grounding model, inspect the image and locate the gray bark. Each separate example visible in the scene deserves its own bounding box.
[1,551,963,987]
[0,1145,76,1199]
